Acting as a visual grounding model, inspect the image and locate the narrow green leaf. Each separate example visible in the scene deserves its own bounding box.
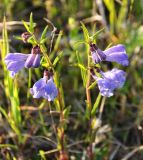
[11,97,21,126]
[91,93,102,116]
[63,106,71,119]
[27,35,37,44]
[53,31,63,53]
[53,51,63,66]
[40,38,48,44]
[91,27,105,41]
[104,0,116,34]
[40,26,48,41]
[13,35,23,41]
[39,150,46,160]
[29,12,34,32]
[88,81,97,90]
[75,51,87,87]
[74,40,87,48]
[105,43,112,49]
[0,106,8,120]
[72,63,87,71]
[117,0,128,31]
[0,144,18,150]
[80,22,90,43]
[22,20,31,33]
[50,30,63,59]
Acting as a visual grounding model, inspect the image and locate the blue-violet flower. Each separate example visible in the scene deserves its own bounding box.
[92,68,126,97]
[5,46,41,77]
[30,71,58,101]
[90,44,129,66]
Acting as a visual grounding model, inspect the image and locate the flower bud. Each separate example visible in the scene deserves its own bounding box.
[25,46,41,68]
[43,70,53,79]
[21,32,31,43]
[31,45,41,54]
[90,43,106,64]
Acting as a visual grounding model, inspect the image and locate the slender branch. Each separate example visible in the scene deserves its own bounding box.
[86,48,92,110]
[86,70,92,109]
[121,145,143,160]
[44,18,57,53]
[99,97,106,120]
[86,45,93,160]
[48,101,57,140]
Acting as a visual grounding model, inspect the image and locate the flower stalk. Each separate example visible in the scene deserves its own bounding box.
[22,21,68,159]
[86,44,94,160]
[39,39,68,159]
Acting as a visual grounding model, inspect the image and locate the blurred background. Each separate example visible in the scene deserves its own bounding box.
[1,0,143,159]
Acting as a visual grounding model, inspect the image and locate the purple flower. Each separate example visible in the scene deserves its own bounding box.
[90,44,129,66]
[92,68,126,97]
[30,71,58,101]
[4,46,41,77]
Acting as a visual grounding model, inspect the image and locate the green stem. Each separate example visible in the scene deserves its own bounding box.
[86,45,92,110]
[31,34,53,67]
[40,44,53,67]
[86,47,93,160]
[33,33,68,159]
[54,72,68,159]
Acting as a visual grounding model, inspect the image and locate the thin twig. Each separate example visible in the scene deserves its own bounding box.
[44,18,57,53]
[121,145,143,160]
[99,96,106,120]
[109,144,121,160]
[0,21,36,30]
[48,101,57,140]
[31,135,57,147]
[67,140,85,148]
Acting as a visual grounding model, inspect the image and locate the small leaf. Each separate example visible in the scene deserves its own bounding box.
[75,51,87,87]
[53,51,63,66]
[91,93,102,116]
[63,106,71,119]
[29,12,34,33]
[80,22,90,43]
[40,37,48,44]
[41,61,49,68]
[13,36,23,41]
[40,26,48,41]
[91,28,105,41]
[105,43,113,49]
[27,36,37,45]
[72,63,87,71]
[0,106,8,120]
[88,81,97,90]
[22,20,31,33]
[73,40,87,48]
[39,150,46,160]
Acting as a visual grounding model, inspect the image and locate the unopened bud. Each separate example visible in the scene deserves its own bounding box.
[90,43,98,52]
[21,32,31,43]
[95,67,101,73]
[43,70,53,79]
[31,45,41,54]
